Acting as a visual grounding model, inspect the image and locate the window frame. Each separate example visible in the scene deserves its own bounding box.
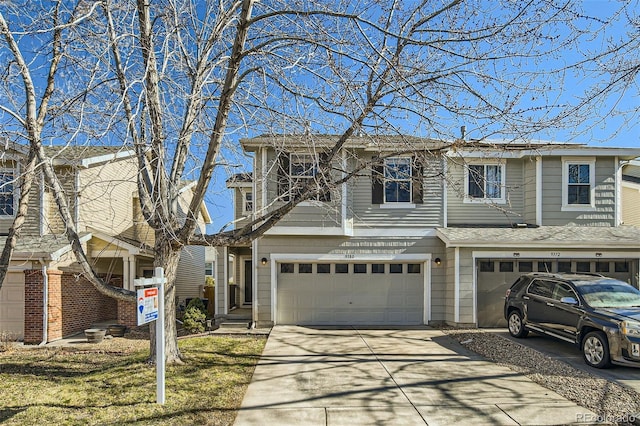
[205,262,215,277]
[463,160,506,204]
[383,157,413,205]
[0,168,16,218]
[242,190,253,213]
[562,157,596,211]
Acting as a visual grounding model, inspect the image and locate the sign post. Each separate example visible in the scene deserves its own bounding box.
[135,267,166,405]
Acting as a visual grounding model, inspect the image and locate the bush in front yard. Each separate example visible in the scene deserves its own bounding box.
[183,298,207,334]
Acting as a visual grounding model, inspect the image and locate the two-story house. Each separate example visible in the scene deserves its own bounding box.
[213,135,640,329]
[0,143,210,343]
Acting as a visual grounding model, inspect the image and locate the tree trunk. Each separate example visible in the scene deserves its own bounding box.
[149,234,183,364]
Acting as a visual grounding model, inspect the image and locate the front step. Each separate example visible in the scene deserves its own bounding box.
[217,320,251,329]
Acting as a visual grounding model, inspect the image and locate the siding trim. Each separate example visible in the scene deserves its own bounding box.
[454,247,460,323]
[536,156,542,226]
[472,249,638,259]
[615,156,621,226]
[443,157,448,227]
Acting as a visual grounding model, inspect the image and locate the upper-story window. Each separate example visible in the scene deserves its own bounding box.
[384,157,412,203]
[277,152,330,202]
[464,162,505,203]
[372,156,423,206]
[0,169,15,216]
[562,157,595,210]
[243,191,253,213]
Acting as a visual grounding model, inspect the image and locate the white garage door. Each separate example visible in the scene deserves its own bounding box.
[0,272,25,340]
[277,262,424,325]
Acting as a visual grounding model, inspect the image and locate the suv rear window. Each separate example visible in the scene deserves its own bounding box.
[527,280,553,298]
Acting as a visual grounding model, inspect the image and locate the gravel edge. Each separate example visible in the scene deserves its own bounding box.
[443,328,640,426]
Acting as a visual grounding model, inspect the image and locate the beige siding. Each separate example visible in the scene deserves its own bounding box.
[78,159,138,235]
[351,152,443,228]
[541,157,615,226]
[622,183,640,226]
[447,158,525,226]
[175,245,206,305]
[45,166,77,234]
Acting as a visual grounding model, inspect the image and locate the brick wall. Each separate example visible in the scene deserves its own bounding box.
[61,274,119,337]
[117,299,137,327]
[23,269,44,344]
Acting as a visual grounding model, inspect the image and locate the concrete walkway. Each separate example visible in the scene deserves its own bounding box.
[234,326,599,425]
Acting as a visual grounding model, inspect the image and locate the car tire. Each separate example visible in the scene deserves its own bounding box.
[507,310,528,338]
[582,331,611,369]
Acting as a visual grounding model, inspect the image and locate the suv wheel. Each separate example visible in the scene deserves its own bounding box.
[507,310,528,338]
[582,331,611,369]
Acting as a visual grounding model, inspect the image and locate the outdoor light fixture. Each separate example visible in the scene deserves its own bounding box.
[261,257,268,265]
[434,258,442,266]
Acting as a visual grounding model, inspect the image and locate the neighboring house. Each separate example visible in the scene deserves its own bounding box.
[214,135,640,329]
[0,143,210,343]
[621,160,640,226]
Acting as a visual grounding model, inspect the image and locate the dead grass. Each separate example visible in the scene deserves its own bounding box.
[0,334,266,425]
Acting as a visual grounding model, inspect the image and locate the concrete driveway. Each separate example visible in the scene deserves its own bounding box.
[234,326,598,425]
[493,329,640,393]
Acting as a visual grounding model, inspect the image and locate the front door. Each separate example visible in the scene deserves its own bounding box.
[244,259,252,304]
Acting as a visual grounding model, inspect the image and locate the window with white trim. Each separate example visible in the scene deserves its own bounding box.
[464,162,505,202]
[277,152,330,202]
[562,158,595,210]
[243,191,253,213]
[0,170,15,216]
[205,262,215,277]
[384,157,412,203]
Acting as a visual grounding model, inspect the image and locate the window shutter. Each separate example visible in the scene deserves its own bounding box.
[277,152,290,201]
[412,157,424,204]
[318,152,331,202]
[371,158,384,204]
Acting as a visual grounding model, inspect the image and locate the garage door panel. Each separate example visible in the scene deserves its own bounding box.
[277,263,424,325]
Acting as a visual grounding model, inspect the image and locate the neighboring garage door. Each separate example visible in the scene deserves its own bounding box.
[277,262,424,325]
[0,272,25,340]
[477,258,639,327]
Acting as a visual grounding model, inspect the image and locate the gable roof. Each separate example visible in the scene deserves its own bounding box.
[44,145,136,167]
[0,233,91,261]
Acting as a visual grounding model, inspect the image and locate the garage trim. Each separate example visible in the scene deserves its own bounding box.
[270,253,432,325]
[472,250,640,325]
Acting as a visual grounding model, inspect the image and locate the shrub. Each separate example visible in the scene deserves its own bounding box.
[182,298,207,334]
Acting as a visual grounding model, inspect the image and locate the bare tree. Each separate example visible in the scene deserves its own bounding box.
[1,0,637,363]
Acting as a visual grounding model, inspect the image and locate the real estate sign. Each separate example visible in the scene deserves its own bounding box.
[137,287,159,326]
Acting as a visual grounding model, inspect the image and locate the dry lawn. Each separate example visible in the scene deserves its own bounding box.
[0,333,266,425]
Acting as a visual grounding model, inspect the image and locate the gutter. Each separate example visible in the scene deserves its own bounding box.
[38,261,48,346]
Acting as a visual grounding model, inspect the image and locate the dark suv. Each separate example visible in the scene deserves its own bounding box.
[504,273,640,368]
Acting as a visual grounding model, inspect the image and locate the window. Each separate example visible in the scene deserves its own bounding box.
[465,163,504,202]
[205,262,215,277]
[335,264,349,274]
[371,156,423,205]
[562,158,595,209]
[277,152,330,202]
[298,263,312,273]
[479,261,494,272]
[0,170,15,216]
[595,262,610,273]
[407,264,421,274]
[499,262,514,272]
[528,280,553,298]
[243,191,253,213]
[615,261,629,273]
[538,261,553,273]
[576,261,591,273]
[372,264,385,274]
[317,264,330,274]
[354,264,367,274]
[518,262,533,273]
[280,263,294,273]
[384,157,412,203]
[558,261,572,273]
[390,264,403,274]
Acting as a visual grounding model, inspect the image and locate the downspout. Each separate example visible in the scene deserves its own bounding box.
[38,260,48,346]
